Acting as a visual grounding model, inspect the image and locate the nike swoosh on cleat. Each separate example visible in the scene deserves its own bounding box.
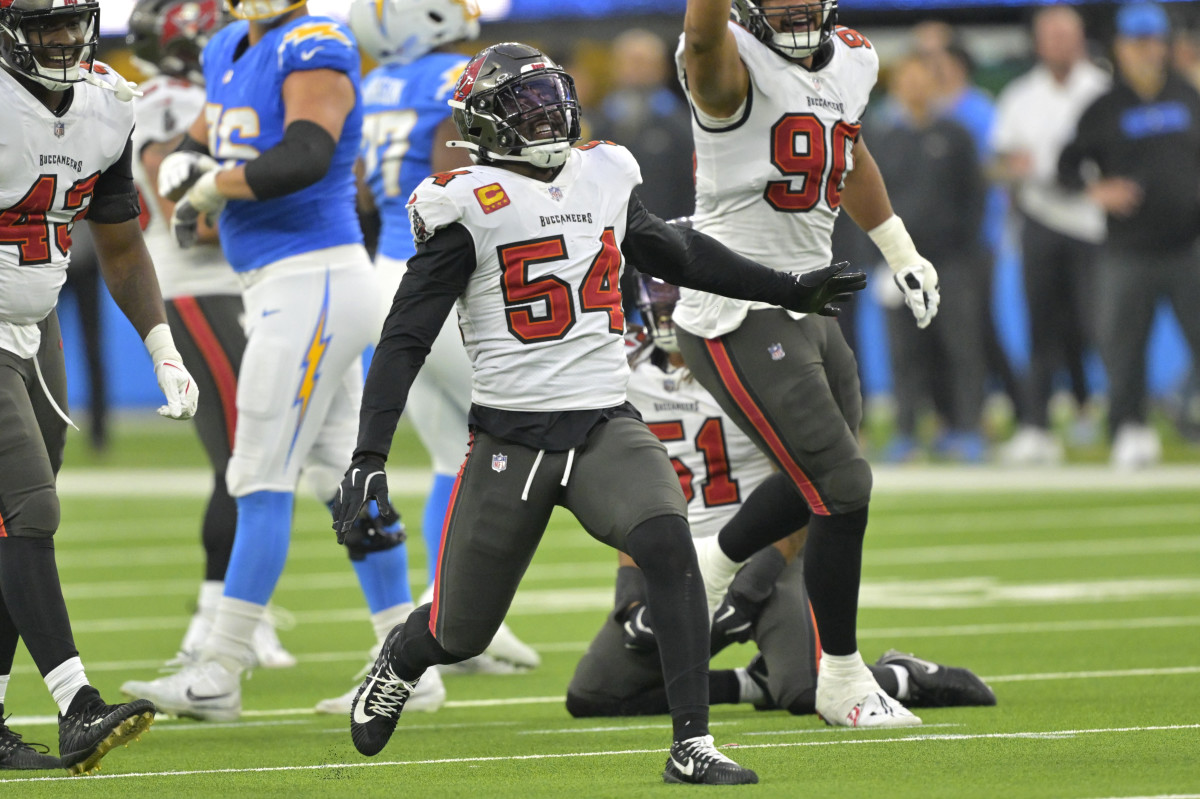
[185,687,234,703]
[353,677,377,724]
[727,622,752,634]
[84,717,108,727]
[670,756,695,777]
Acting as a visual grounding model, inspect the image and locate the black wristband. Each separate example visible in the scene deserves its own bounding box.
[244,119,336,200]
[176,133,210,156]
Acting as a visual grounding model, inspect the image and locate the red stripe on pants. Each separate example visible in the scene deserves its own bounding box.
[173,296,239,451]
[704,337,829,515]
[429,434,474,637]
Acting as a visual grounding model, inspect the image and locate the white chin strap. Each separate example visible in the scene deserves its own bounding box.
[770,30,823,58]
[448,139,571,169]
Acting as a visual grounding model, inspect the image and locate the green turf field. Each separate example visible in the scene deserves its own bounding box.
[2,423,1199,797]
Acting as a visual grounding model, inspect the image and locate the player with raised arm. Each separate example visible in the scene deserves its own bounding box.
[567,276,996,720]
[332,43,864,785]
[119,0,297,679]
[0,0,201,774]
[674,0,940,728]
[119,0,413,722]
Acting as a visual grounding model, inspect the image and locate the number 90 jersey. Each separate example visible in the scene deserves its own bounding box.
[200,16,364,273]
[361,52,469,263]
[626,351,774,539]
[406,143,639,413]
[673,22,877,338]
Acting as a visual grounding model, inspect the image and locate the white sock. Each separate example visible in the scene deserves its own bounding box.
[888,664,911,700]
[0,673,9,705]
[45,657,89,715]
[734,667,765,705]
[202,596,265,672]
[198,581,224,616]
[372,602,414,644]
[818,650,874,686]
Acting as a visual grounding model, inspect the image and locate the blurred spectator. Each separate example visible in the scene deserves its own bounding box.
[1172,27,1200,89]
[914,22,1025,436]
[991,5,1111,464]
[1059,2,1200,468]
[60,223,109,451]
[588,29,694,220]
[872,53,989,462]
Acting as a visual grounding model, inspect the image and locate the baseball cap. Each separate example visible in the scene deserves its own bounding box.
[1116,2,1170,39]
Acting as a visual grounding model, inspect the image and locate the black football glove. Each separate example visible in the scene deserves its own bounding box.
[332,453,397,545]
[781,261,867,317]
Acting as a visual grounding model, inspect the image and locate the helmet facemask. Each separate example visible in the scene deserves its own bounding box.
[450,46,582,169]
[0,1,100,91]
[226,0,305,22]
[733,0,838,60]
[637,276,681,354]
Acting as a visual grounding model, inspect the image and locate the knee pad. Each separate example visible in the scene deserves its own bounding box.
[4,488,59,538]
[819,456,873,512]
[340,499,406,561]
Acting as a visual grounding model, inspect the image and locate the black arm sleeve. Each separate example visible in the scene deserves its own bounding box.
[87,136,142,225]
[621,192,802,304]
[244,120,337,200]
[176,133,211,155]
[356,222,477,459]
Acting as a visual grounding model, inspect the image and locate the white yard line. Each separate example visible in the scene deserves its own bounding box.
[55,465,1200,498]
[2,723,1197,784]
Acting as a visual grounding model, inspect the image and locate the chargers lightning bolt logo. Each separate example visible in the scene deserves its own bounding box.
[288,271,333,461]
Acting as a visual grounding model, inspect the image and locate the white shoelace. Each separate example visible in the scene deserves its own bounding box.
[366,664,415,719]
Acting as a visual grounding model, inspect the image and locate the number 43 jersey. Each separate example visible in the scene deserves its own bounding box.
[406,143,639,413]
[674,22,877,338]
[0,64,135,358]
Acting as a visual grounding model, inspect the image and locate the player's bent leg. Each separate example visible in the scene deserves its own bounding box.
[874,651,997,708]
[566,598,669,718]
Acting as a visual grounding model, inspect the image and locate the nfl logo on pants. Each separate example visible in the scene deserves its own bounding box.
[492,453,507,473]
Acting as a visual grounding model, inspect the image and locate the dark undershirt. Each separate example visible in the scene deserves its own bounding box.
[356,191,805,458]
[87,135,141,225]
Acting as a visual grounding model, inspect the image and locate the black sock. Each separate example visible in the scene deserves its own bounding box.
[0,537,78,676]
[708,670,740,705]
[716,472,811,562]
[802,506,868,656]
[65,685,100,716]
[393,603,462,682]
[869,664,899,697]
[202,474,237,581]
[0,583,21,677]
[626,515,708,742]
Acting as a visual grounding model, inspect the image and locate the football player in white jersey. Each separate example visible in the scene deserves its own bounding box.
[118,0,297,682]
[0,0,199,774]
[675,0,941,728]
[337,0,538,702]
[567,276,996,720]
[333,42,864,785]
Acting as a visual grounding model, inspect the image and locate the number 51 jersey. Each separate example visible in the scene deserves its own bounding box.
[406,143,639,413]
[674,22,878,338]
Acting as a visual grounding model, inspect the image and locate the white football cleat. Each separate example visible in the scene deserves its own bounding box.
[120,660,241,722]
[816,685,921,728]
[315,652,445,715]
[484,621,540,669]
[1111,423,1162,470]
[998,426,1064,466]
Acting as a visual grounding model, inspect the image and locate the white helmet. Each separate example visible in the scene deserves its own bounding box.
[225,0,305,22]
[349,0,479,66]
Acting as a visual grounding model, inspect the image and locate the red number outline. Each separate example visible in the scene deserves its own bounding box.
[0,173,102,265]
[498,236,575,343]
[647,421,695,502]
[695,417,740,507]
[765,114,826,213]
[579,227,624,334]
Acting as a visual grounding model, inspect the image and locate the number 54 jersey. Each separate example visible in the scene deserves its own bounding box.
[674,22,878,338]
[406,143,639,413]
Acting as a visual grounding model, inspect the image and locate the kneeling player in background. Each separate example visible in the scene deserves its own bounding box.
[566,277,996,719]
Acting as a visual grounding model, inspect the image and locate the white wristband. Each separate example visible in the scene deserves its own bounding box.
[867,215,920,274]
[144,323,181,367]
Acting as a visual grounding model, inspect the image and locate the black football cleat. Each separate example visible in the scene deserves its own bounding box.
[0,712,61,771]
[350,624,420,756]
[875,650,997,708]
[58,689,155,776]
[662,735,758,785]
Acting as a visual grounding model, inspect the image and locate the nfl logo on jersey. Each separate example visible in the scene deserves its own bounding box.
[54,121,65,138]
[492,453,508,473]
[548,186,564,202]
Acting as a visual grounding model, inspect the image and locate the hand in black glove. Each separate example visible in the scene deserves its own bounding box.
[781,261,867,317]
[332,453,397,545]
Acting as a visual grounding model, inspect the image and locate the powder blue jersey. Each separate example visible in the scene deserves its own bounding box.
[201,17,363,272]
[360,52,468,262]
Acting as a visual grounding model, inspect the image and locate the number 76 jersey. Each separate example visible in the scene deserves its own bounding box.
[406,143,638,413]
